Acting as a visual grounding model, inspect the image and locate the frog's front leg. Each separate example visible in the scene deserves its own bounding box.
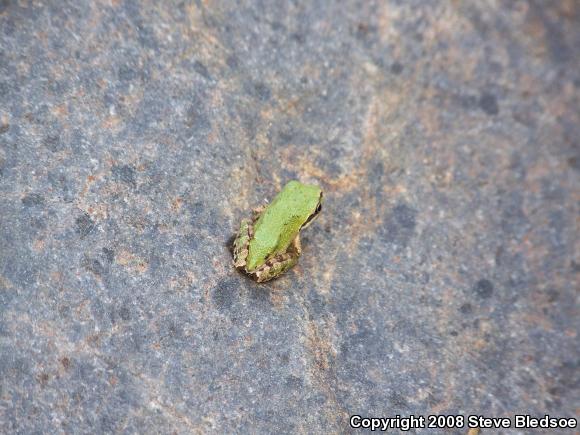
[254,236,302,282]
[233,218,252,269]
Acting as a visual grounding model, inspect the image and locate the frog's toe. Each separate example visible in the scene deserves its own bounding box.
[233,248,249,268]
[254,268,270,283]
[251,205,266,221]
[290,235,302,256]
[233,219,252,265]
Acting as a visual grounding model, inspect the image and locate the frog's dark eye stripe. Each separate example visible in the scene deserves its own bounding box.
[301,202,322,229]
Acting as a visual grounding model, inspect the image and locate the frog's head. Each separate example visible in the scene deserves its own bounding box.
[299,186,323,230]
[281,180,323,231]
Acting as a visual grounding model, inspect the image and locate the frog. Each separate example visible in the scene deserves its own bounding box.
[233,180,323,282]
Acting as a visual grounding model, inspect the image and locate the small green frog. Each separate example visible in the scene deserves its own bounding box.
[233,180,323,282]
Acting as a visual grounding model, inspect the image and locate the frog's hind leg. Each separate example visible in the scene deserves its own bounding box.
[252,205,266,222]
[254,236,302,282]
[233,218,252,269]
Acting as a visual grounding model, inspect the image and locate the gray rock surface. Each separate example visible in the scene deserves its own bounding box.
[1,1,579,433]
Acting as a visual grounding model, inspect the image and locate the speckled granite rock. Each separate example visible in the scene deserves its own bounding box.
[0,1,579,433]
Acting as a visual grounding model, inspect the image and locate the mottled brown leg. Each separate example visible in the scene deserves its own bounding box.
[252,205,266,222]
[254,236,302,282]
[233,218,252,268]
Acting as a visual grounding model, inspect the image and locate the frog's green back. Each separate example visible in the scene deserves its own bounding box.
[247,181,322,271]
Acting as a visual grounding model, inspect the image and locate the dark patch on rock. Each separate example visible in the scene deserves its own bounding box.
[60,357,71,370]
[479,93,499,115]
[43,134,62,152]
[30,217,47,230]
[391,203,417,231]
[458,94,479,109]
[213,278,239,310]
[269,21,285,32]
[285,375,303,389]
[112,164,136,187]
[48,172,75,203]
[0,0,10,14]
[389,391,409,409]
[391,62,403,74]
[460,303,473,314]
[185,102,210,131]
[278,130,294,145]
[307,290,325,316]
[533,5,572,64]
[38,373,49,387]
[225,234,236,254]
[246,82,271,101]
[0,123,8,134]
[82,255,105,276]
[187,203,206,227]
[184,234,199,251]
[371,161,384,182]
[118,65,138,82]
[102,247,115,263]
[165,321,182,339]
[193,60,212,80]
[118,306,131,321]
[247,284,273,307]
[226,55,239,69]
[240,110,258,139]
[499,190,527,236]
[546,289,559,303]
[473,279,494,299]
[21,193,44,206]
[291,32,306,44]
[75,213,95,238]
[355,22,377,40]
